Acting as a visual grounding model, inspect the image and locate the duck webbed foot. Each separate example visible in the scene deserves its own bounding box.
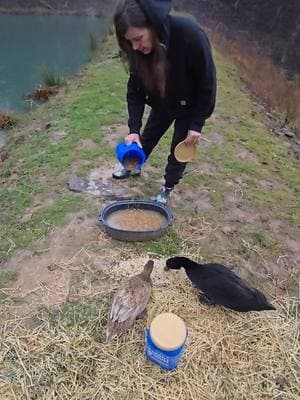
[198,293,215,306]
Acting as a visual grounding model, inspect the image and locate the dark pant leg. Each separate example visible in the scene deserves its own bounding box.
[164,116,190,188]
[140,109,174,158]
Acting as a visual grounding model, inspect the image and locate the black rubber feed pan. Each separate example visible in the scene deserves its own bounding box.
[98,200,174,241]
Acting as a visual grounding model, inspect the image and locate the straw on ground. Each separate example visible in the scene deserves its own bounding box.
[0,257,299,400]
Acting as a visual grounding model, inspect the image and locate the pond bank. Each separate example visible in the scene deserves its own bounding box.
[0,13,108,141]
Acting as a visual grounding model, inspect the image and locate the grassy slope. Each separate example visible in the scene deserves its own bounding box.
[0,38,125,262]
[0,37,298,271]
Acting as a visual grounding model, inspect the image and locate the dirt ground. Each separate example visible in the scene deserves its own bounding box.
[1,112,299,399]
[1,121,299,320]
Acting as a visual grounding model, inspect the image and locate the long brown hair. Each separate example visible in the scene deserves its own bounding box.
[114,0,168,97]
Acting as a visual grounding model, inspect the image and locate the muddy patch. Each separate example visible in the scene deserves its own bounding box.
[239,260,278,289]
[226,205,266,223]
[49,130,68,144]
[285,237,300,254]
[141,163,159,178]
[70,159,90,174]
[240,258,298,295]
[257,178,285,191]
[201,131,224,148]
[237,147,259,164]
[173,188,214,212]
[0,167,20,187]
[284,237,300,268]
[194,161,217,173]
[221,225,238,236]
[265,221,300,269]
[268,219,284,233]
[18,120,45,139]
[20,197,55,223]
[77,138,97,150]
[223,176,270,222]
[102,124,128,148]
[225,175,252,196]
[1,213,105,310]
[209,112,223,124]
[89,164,117,183]
[224,176,248,207]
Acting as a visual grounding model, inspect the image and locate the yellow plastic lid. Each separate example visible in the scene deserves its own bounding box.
[149,313,186,351]
[174,140,197,162]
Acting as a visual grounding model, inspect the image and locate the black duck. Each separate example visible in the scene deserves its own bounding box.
[165,257,275,312]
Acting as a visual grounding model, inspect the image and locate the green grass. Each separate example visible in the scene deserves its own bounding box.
[250,231,277,249]
[42,68,65,87]
[138,229,182,256]
[38,297,109,342]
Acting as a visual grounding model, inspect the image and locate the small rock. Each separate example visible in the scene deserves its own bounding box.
[45,122,52,130]
[47,264,59,272]
[67,175,131,200]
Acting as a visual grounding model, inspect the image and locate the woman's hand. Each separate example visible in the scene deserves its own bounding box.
[125,133,143,148]
[185,130,202,145]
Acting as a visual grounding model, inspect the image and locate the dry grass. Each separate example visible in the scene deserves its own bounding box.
[0,257,299,400]
[0,111,17,129]
[210,30,300,135]
[25,85,59,103]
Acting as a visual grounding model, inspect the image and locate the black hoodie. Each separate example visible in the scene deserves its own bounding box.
[126,0,216,135]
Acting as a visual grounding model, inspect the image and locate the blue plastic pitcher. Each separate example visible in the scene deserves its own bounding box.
[115,142,146,169]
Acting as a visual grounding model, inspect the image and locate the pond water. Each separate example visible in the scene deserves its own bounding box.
[0,14,107,114]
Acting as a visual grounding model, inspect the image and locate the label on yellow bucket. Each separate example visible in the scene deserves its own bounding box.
[149,312,186,351]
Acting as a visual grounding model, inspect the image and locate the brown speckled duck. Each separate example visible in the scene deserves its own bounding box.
[106,260,154,342]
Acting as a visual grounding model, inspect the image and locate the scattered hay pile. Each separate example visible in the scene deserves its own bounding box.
[0,257,299,399]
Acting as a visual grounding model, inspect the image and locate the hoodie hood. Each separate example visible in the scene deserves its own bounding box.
[136,0,172,44]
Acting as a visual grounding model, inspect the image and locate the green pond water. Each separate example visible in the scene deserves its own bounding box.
[0,14,107,113]
[0,14,107,147]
